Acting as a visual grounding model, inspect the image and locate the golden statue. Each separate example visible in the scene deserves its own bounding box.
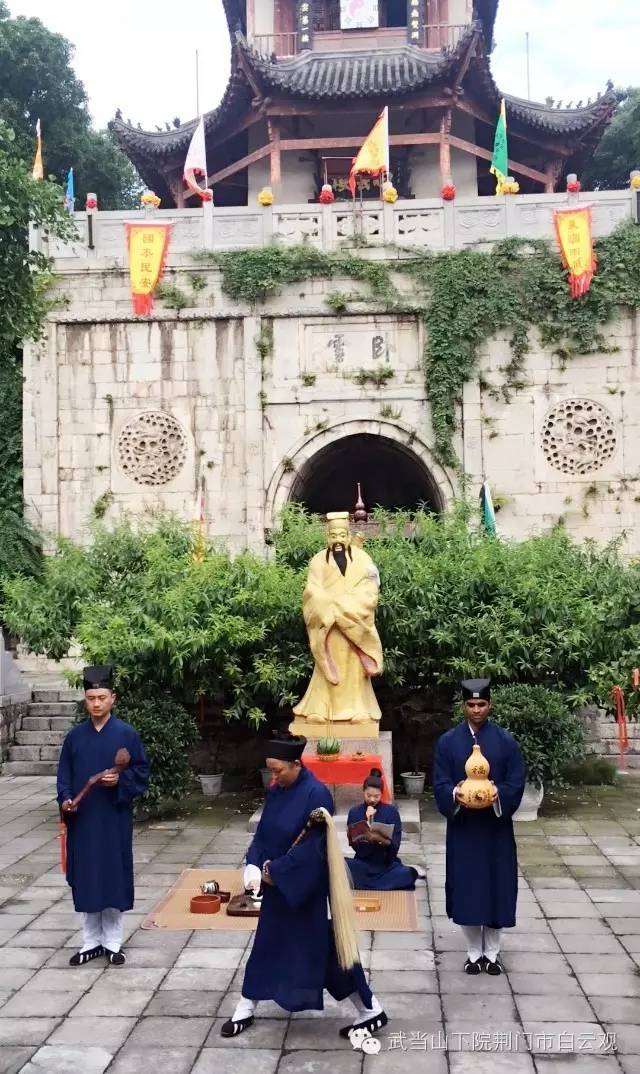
[456,744,494,809]
[290,512,383,738]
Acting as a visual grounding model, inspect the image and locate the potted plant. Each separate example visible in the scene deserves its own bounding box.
[490,684,587,821]
[190,737,224,798]
[317,736,341,761]
[399,698,426,797]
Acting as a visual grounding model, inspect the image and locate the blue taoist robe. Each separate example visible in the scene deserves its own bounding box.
[346,803,417,891]
[433,720,525,929]
[242,765,372,1012]
[56,715,150,913]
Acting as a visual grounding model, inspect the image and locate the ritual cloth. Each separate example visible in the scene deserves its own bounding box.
[305,754,391,803]
[141,868,418,932]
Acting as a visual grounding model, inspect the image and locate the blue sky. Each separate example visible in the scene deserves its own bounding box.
[7,1,639,129]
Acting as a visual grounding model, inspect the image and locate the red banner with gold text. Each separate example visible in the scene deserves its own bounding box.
[553,206,596,299]
[126,222,172,315]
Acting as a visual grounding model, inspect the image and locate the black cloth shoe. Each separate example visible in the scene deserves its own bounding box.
[484,957,503,976]
[339,1011,388,1039]
[104,949,126,966]
[464,957,483,975]
[69,945,103,966]
[220,1016,254,1037]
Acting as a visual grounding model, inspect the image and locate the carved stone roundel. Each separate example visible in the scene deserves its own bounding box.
[541,398,616,475]
[117,411,187,486]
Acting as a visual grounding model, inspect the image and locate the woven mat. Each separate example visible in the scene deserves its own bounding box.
[141,868,418,932]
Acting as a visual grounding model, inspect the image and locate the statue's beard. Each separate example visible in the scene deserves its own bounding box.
[329,542,350,576]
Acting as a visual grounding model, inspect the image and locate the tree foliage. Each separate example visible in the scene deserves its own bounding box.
[583,89,640,190]
[5,508,640,727]
[0,120,74,606]
[115,698,199,813]
[0,7,139,208]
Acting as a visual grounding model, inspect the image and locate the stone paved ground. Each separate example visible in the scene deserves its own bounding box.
[0,777,639,1074]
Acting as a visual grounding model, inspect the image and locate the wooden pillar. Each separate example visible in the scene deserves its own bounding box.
[268,120,282,199]
[439,108,452,186]
[544,159,563,193]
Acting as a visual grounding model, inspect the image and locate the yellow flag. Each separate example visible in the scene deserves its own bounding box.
[32,118,44,180]
[348,107,389,197]
[554,206,596,298]
[125,223,172,315]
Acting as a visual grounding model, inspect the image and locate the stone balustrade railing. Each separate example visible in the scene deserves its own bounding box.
[37,190,638,271]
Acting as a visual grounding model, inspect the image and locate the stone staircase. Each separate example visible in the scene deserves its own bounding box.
[3,687,80,775]
[2,651,82,776]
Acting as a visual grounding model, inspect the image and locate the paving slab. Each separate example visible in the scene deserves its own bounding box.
[19,1045,114,1073]
[46,1015,135,1049]
[124,1015,211,1047]
[192,1048,281,1074]
[0,1047,36,1074]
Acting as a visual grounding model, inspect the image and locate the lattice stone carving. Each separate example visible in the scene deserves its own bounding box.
[541,398,616,475]
[117,412,187,486]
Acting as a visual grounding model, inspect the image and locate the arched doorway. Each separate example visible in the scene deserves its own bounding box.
[288,433,443,514]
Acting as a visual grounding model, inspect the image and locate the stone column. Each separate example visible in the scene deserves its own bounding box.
[243,315,266,550]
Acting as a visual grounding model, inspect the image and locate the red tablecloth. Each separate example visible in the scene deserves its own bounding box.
[305,754,391,803]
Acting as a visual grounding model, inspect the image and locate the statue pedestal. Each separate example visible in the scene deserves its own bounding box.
[300,730,394,809]
[289,719,380,739]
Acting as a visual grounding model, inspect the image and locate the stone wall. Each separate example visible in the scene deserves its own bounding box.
[23,246,640,556]
[581,707,640,770]
[0,639,30,762]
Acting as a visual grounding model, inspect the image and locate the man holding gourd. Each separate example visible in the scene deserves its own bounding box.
[433,678,526,975]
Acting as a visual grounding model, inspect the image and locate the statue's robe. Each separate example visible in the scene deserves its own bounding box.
[56,716,149,912]
[293,545,383,723]
[346,802,417,891]
[242,765,372,1011]
[433,721,525,928]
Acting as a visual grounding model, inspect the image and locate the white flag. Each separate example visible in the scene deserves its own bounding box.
[184,117,211,201]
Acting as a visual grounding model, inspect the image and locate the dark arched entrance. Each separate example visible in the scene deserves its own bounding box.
[288,433,443,514]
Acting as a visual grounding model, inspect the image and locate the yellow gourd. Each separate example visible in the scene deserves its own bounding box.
[456,744,494,809]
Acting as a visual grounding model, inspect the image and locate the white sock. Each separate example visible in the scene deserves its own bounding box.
[461,925,483,962]
[483,927,502,962]
[232,996,257,1021]
[350,991,382,1019]
[101,908,124,953]
[80,912,102,953]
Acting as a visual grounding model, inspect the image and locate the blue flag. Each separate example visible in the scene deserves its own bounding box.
[480,481,496,536]
[64,168,75,213]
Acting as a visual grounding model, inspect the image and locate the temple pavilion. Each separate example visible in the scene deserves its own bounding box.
[111,0,617,207]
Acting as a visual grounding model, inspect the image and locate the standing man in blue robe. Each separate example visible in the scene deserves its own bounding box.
[221,733,388,1043]
[433,678,525,975]
[57,665,149,966]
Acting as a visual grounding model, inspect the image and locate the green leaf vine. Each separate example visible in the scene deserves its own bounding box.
[196,224,640,467]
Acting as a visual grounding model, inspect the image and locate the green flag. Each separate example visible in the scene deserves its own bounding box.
[490,99,508,194]
[480,481,497,536]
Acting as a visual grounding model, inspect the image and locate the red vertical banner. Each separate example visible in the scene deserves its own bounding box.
[126,222,172,315]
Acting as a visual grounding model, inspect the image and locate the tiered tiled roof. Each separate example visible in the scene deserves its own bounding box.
[109,1,618,200]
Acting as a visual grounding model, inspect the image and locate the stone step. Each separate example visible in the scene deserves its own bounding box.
[21,716,74,732]
[248,799,420,835]
[2,759,58,776]
[32,688,82,704]
[15,730,66,746]
[28,702,78,717]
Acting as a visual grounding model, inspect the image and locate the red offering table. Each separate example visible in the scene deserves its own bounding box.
[305,754,391,803]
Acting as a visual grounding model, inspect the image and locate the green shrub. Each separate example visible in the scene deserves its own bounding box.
[115,697,199,813]
[5,506,640,732]
[562,755,618,786]
[490,685,587,788]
